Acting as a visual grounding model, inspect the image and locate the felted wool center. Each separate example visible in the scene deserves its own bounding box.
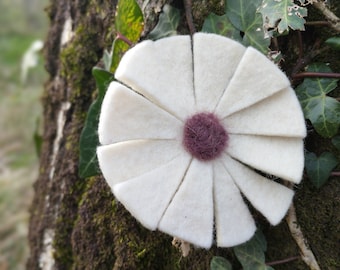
[183,112,228,161]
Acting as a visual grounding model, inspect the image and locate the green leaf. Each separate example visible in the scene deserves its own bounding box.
[332,135,340,150]
[109,0,144,72]
[79,0,143,178]
[210,256,232,270]
[148,4,180,40]
[202,13,242,41]
[296,63,340,138]
[92,67,114,98]
[103,50,112,71]
[305,151,338,188]
[78,68,114,178]
[115,0,144,41]
[258,0,307,34]
[325,37,340,50]
[110,38,130,73]
[225,0,262,30]
[233,229,274,270]
[225,0,270,53]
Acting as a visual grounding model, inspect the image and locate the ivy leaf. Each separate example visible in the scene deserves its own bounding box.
[332,135,340,150]
[225,0,270,53]
[210,256,232,270]
[110,38,129,73]
[79,0,143,178]
[233,229,274,270]
[305,151,338,188]
[325,37,340,50]
[148,4,180,40]
[107,0,144,72]
[202,13,242,41]
[258,0,307,34]
[79,68,114,178]
[296,63,340,138]
[115,0,144,42]
[103,50,112,71]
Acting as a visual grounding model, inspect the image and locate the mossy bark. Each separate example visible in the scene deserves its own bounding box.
[27,0,339,269]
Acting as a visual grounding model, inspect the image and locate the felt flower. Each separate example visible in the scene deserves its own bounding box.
[97,33,306,248]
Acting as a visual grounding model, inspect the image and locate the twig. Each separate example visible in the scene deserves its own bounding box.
[313,0,340,32]
[305,21,331,27]
[266,255,300,266]
[290,46,329,80]
[292,72,340,79]
[331,171,340,177]
[183,0,196,35]
[286,203,321,270]
[297,31,304,60]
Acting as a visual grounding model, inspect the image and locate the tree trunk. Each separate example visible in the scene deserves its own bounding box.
[27,1,339,269]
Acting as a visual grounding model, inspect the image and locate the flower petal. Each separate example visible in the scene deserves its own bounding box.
[222,155,294,225]
[216,47,290,118]
[226,134,304,183]
[113,154,191,230]
[213,162,256,247]
[158,159,214,248]
[193,33,246,111]
[97,140,185,188]
[98,81,183,145]
[115,36,195,120]
[223,88,306,138]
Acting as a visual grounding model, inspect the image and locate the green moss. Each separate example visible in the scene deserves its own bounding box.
[71,177,116,269]
[295,180,340,269]
[50,0,116,268]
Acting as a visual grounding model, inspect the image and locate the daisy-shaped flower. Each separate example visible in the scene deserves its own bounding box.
[97,33,306,248]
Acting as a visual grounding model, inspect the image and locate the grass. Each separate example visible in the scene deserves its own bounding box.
[0,0,48,269]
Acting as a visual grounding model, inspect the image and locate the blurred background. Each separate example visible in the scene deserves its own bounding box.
[0,0,48,269]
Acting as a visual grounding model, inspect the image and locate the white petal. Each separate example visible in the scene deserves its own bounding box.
[158,159,214,248]
[226,134,304,183]
[97,140,186,188]
[222,155,294,225]
[193,33,246,111]
[213,162,256,247]
[223,88,306,138]
[216,47,290,117]
[115,36,195,120]
[98,81,183,145]
[113,154,191,230]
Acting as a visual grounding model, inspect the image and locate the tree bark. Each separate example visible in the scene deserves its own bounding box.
[27,1,339,269]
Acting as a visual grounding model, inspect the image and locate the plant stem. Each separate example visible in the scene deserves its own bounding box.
[183,0,196,35]
[290,33,327,79]
[292,72,340,79]
[297,31,304,60]
[266,256,300,266]
[331,171,340,176]
[305,21,331,27]
[313,0,340,32]
[116,32,133,46]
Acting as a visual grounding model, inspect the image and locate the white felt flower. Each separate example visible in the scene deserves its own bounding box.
[97,33,306,248]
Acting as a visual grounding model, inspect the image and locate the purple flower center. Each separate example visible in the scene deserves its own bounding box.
[183,112,228,161]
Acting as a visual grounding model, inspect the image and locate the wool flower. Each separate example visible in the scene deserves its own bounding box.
[97,33,306,248]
